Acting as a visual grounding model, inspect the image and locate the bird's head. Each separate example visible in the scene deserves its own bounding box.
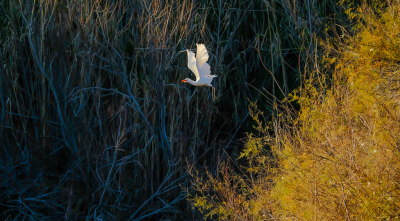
[181,78,189,83]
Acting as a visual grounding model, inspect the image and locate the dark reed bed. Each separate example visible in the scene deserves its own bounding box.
[0,0,347,220]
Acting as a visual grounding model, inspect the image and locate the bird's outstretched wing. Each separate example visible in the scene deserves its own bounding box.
[195,44,211,78]
[187,49,200,81]
[196,44,209,64]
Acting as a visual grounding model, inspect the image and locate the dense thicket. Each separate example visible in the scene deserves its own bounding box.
[188,0,400,220]
[0,0,347,220]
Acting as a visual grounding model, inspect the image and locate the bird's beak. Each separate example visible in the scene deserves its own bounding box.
[181,79,186,82]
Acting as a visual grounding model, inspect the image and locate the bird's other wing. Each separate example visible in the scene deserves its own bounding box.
[195,44,209,64]
[195,44,211,78]
[187,49,200,81]
[197,61,211,78]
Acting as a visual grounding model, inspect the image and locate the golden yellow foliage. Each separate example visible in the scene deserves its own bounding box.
[271,2,400,219]
[187,1,400,220]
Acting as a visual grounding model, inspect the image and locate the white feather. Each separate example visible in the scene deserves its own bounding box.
[196,44,211,78]
[187,49,200,81]
[184,44,217,87]
[183,44,217,99]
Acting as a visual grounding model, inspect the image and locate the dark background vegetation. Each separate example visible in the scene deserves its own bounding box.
[0,0,352,220]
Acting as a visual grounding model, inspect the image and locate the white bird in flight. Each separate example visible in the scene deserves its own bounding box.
[182,44,217,99]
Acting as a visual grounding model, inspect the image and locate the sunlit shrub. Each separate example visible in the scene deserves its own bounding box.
[188,1,400,220]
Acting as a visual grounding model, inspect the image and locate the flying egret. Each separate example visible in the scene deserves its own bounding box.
[181,44,217,100]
